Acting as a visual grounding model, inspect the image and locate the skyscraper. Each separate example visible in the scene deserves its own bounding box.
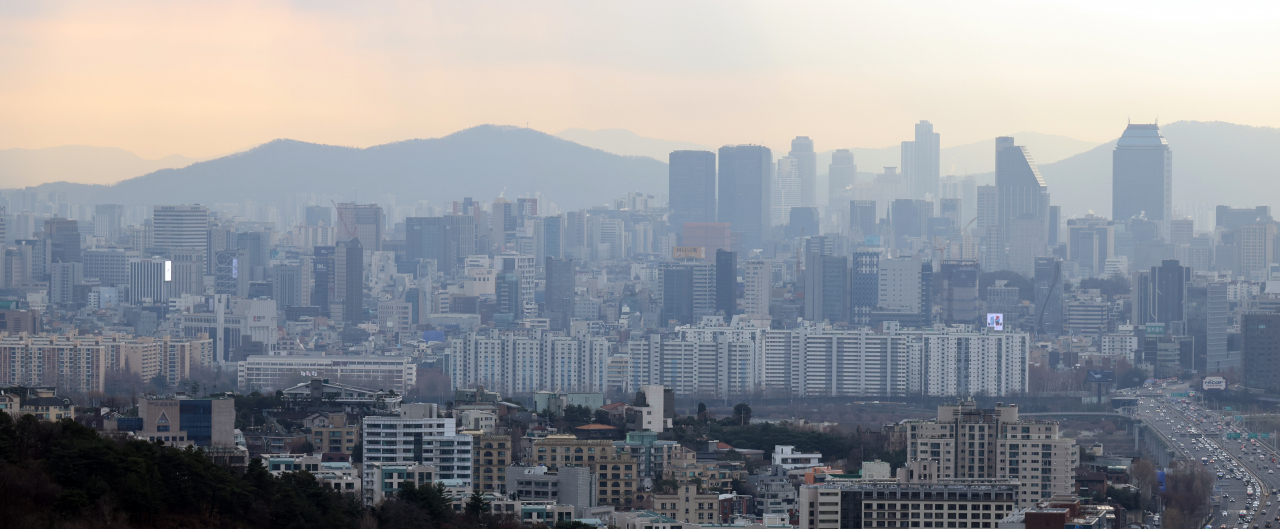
[789,136,817,207]
[335,203,384,251]
[405,216,477,277]
[544,257,575,330]
[336,238,363,323]
[828,149,857,208]
[717,145,772,250]
[995,137,1050,276]
[94,204,125,242]
[804,253,848,323]
[1033,257,1063,335]
[715,249,737,318]
[849,200,877,241]
[772,157,801,227]
[42,218,80,264]
[1112,123,1172,232]
[668,150,717,239]
[153,205,209,261]
[907,121,940,200]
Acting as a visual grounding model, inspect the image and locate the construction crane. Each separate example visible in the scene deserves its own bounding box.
[332,200,356,242]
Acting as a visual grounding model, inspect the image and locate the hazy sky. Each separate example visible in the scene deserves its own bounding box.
[2,1,1279,159]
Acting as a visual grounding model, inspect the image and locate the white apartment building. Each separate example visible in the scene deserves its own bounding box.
[773,445,821,470]
[446,330,608,395]
[1099,333,1139,362]
[238,355,416,392]
[743,260,772,317]
[902,402,1079,505]
[917,330,1029,397]
[362,403,472,496]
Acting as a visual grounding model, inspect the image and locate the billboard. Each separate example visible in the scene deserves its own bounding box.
[673,246,705,259]
[1086,370,1116,383]
[1203,376,1227,391]
[986,313,1004,331]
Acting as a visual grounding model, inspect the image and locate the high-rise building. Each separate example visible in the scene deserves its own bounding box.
[335,238,363,323]
[49,261,82,305]
[890,199,930,249]
[1240,222,1276,281]
[803,253,848,323]
[1034,257,1064,335]
[544,257,575,330]
[305,206,333,227]
[772,157,801,226]
[939,260,980,325]
[43,218,81,263]
[742,260,770,318]
[1216,205,1271,231]
[786,207,819,240]
[335,202,384,251]
[93,204,125,242]
[827,149,857,208]
[715,249,737,318]
[670,149,721,238]
[1133,259,1190,334]
[1243,312,1280,392]
[906,120,940,200]
[1066,215,1114,278]
[128,258,169,304]
[849,200,877,241]
[789,136,817,207]
[1112,123,1172,233]
[849,251,880,325]
[717,145,772,250]
[405,216,477,277]
[152,205,209,251]
[994,137,1050,276]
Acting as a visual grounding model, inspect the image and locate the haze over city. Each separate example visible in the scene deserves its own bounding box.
[2,3,1280,529]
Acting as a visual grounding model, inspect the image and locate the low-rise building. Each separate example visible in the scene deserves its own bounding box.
[798,479,1020,529]
[363,462,440,506]
[774,445,822,470]
[137,396,236,447]
[20,395,75,421]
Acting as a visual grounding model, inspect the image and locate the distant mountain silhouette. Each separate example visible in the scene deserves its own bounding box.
[16,125,668,210]
[0,145,200,187]
[555,128,713,161]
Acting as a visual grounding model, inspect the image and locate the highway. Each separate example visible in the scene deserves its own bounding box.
[1136,383,1275,529]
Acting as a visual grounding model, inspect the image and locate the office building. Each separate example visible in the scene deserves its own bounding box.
[718,145,771,250]
[902,120,941,200]
[406,215,477,277]
[804,253,848,323]
[1066,215,1114,277]
[850,251,880,325]
[1032,258,1063,335]
[939,260,980,325]
[128,258,169,304]
[1216,206,1271,232]
[787,207,819,240]
[305,205,333,227]
[138,397,235,447]
[43,218,81,263]
[850,200,878,240]
[152,205,209,251]
[94,204,125,242]
[1242,312,1280,392]
[773,157,802,227]
[668,150,717,239]
[715,249,737,318]
[335,238,363,323]
[994,137,1050,276]
[238,355,416,392]
[1112,124,1172,232]
[798,479,1019,529]
[829,149,857,208]
[662,263,716,326]
[334,202,384,251]
[545,257,575,330]
[790,136,818,207]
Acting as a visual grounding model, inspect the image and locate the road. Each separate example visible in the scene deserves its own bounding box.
[1136,383,1274,529]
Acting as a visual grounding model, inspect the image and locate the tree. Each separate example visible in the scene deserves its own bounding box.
[594,409,611,425]
[465,490,491,516]
[1130,459,1158,504]
[732,403,752,426]
[299,441,316,454]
